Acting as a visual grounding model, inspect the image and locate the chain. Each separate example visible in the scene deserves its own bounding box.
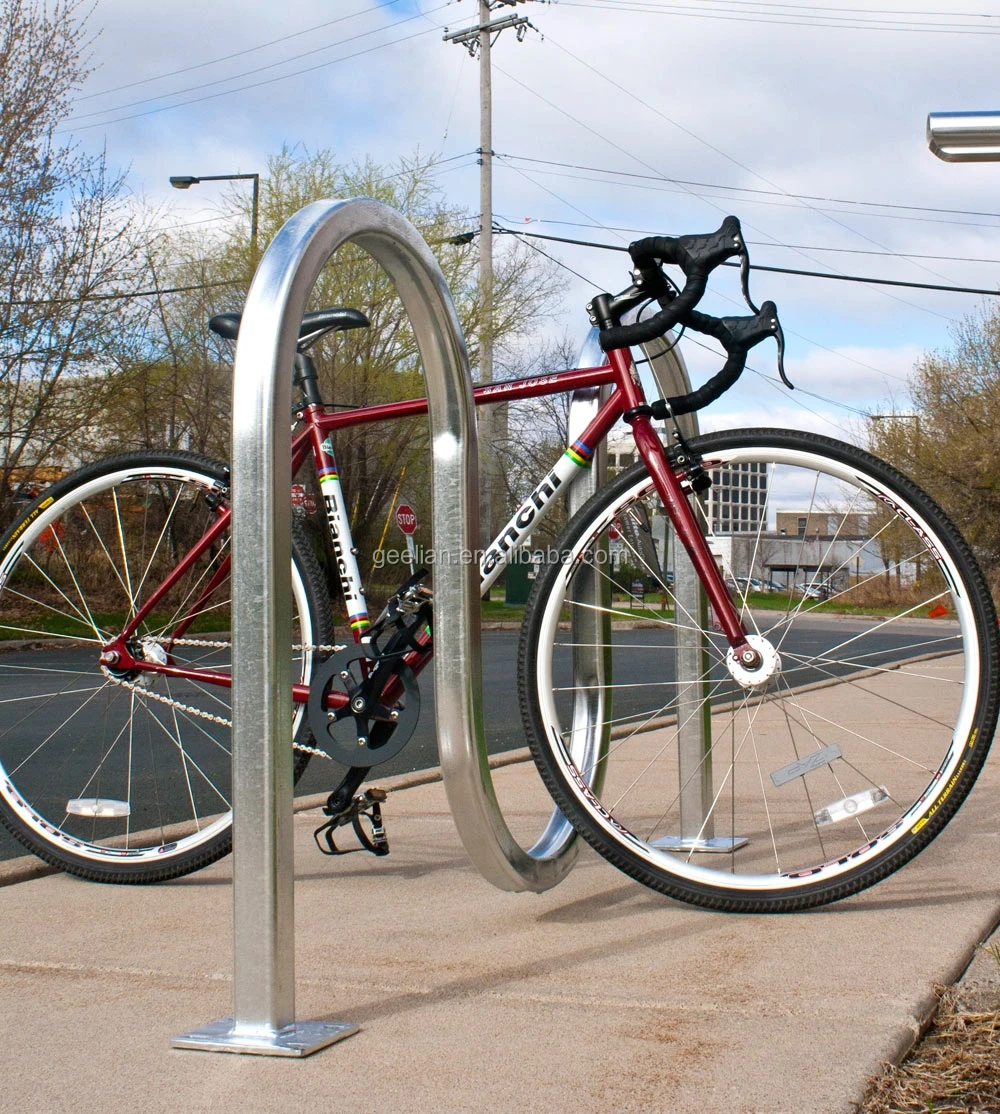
[100,666,336,761]
[153,637,345,655]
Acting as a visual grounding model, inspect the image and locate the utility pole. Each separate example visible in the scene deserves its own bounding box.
[444,3,537,557]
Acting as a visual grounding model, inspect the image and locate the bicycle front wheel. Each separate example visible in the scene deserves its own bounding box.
[0,451,331,883]
[519,428,999,912]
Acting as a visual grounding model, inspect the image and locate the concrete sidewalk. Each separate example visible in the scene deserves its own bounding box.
[2,731,1000,1114]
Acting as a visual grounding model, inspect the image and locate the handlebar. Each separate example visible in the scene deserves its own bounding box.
[597,216,745,352]
[594,215,790,413]
[656,302,784,418]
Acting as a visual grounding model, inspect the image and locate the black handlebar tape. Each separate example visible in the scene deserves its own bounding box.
[598,217,745,352]
[656,349,747,418]
[685,301,779,352]
[628,216,743,277]
[597,289,693,351]
[653,302,780,418]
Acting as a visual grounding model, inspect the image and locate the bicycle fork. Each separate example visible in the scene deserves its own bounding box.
[607,346,764,673]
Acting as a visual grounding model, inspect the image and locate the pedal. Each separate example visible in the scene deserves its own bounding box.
[313,788,389,857]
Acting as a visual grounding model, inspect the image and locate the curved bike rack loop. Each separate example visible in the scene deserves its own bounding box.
[174,197,579,1056]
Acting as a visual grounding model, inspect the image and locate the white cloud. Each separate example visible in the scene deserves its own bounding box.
[55,0,1000,381]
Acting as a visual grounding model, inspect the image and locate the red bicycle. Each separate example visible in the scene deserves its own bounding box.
[1,216,995,912]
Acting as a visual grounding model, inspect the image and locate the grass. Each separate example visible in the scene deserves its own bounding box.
[481,598,525,621]
[0,609,229,641]
[855,981,1000,1114]
[1,588,949,643]
[738,590,952,620]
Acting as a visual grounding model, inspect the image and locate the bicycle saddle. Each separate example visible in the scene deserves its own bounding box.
[208,306,370,342]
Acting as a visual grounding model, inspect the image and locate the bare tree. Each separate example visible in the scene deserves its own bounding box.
[0,0,148,523]
[96,148,566,579]
[492,333,580,546]
[869,301,1000,592]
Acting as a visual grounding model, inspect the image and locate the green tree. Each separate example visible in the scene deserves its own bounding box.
[103,147,565,594]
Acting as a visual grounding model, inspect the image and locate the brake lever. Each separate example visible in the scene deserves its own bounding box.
[774,317,793,389]
[739,248,759,314]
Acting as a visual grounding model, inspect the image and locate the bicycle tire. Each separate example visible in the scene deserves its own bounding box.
[519,428,1000,912]
[0,450,331,883]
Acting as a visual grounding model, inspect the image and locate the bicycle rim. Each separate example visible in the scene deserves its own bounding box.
[0,452,326,881]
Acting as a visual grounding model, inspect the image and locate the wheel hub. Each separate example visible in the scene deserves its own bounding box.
[725,634,781,689]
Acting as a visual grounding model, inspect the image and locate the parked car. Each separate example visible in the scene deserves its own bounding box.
[795,580,834,600]
[729,576,765,596]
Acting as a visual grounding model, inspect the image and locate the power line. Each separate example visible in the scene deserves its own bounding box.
[560,0,1000,35]
[493,225,1000,297]
[0,279,241,309]
[495,152,1000,222]
[503,164,1000,232]
[59,22,443,134]
[496,212,1000,266]
[499,34,963,328]
[67,4,447,126]
[541,34,961,300]
[510,227,599,284]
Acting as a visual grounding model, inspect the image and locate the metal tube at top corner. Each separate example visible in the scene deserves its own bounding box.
[927,111,1000,162]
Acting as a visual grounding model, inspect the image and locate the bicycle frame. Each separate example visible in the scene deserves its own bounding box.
[99,343,757,702]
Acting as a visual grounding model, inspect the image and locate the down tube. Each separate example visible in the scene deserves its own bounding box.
[479,393,621,592]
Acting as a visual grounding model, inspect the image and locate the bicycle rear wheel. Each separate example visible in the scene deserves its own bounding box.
[0,451,331,882]
[519,428,999,912]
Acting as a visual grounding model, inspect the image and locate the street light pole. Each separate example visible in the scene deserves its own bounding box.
[169,172,260,258]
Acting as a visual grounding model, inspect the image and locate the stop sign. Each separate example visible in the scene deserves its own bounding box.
[395,504,417,535]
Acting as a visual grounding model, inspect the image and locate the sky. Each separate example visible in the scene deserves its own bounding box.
[62,0,1000,440]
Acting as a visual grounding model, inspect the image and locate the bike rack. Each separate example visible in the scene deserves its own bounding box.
[173,197,581,1057]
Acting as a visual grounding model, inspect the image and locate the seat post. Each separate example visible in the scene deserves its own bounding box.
[293,352,323,408]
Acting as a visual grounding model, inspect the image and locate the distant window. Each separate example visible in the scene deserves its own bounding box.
[797,517,807,536]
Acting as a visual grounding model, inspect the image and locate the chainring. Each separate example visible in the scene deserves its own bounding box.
[307,645,419,766]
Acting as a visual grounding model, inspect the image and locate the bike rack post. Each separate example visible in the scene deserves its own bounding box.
[174,197,579,1058]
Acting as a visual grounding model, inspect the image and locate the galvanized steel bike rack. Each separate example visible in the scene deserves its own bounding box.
[173,197,582,1058]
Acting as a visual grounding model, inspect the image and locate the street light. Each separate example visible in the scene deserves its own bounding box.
[169,172,260,257]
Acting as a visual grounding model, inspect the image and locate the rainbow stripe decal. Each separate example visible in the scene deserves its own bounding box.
[566,439,593,468]
[317,465,339,481]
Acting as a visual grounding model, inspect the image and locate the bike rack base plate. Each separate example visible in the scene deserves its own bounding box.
[172,1017,359,1057]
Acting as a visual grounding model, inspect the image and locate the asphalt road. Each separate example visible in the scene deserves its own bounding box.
[0,619,958,863]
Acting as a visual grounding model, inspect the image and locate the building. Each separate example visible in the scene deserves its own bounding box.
[706,461,768,534]
[775,511,871,538]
